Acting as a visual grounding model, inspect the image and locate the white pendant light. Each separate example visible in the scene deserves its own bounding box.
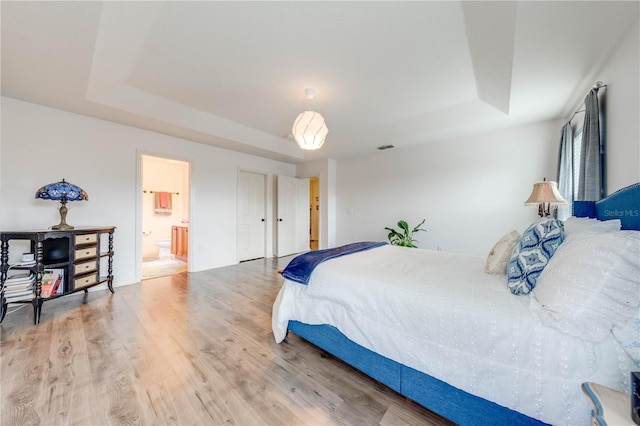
[292,88,328,150]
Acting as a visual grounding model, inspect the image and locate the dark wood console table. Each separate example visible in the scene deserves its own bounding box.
[0,226,115,324]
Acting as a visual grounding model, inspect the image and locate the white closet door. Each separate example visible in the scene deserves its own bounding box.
[238,171,265,261]
[277,175,299,257]
[298,178,310,253]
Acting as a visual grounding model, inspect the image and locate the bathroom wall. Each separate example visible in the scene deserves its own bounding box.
[142,155,190,258]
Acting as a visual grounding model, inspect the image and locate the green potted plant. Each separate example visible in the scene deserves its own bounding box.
[384,219,426,248]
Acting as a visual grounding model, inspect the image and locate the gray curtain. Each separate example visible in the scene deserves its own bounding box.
[556,123,573,220]
[577,88,604,200]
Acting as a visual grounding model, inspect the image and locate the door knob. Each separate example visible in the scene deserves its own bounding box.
[261,218,265,222]
[278,218,283,222]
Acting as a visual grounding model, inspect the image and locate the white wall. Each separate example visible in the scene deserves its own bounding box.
[335,17,639,256]
[336,119,563,256]
[2,16,636,275]
[597,19,640,192]
[0,97,296,287]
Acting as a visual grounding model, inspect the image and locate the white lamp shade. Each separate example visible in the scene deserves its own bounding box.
[292,110,328,150]
[524,181,568,205]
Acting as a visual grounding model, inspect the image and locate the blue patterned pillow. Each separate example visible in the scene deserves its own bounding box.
[507,218,564,295]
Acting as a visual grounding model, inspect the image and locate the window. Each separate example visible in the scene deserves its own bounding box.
[558,86,604,217]
[572,127,583,199]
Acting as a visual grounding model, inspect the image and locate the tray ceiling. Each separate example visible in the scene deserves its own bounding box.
[2,1,637,162]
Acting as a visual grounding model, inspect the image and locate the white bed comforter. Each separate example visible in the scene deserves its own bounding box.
[272,245,635,425]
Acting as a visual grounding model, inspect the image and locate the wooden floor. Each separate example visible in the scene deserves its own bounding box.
[0,257,454,426]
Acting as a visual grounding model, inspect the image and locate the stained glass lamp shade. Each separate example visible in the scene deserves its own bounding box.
[35,179,88,230]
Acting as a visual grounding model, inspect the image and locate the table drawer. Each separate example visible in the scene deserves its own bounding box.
[74,273,97,290]
[74,260,97,275]
[75,233,98,245]
[75,246,97,260]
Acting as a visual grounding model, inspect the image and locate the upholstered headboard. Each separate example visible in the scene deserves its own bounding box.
[573,182,640,231]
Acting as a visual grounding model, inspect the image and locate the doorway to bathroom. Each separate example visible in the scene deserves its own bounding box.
[309,177,319,251]
[141,154,190,279]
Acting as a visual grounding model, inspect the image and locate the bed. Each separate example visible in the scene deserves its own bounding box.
[272,182,640,426]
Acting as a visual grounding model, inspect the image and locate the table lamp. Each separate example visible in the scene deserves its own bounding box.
[524,178,567,217]
[35,179,88,230]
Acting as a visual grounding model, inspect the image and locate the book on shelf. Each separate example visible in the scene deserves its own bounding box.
[42,268,64,298]
[41,282,53,298]
[3,287,34,303]
[5,271,35,284]
[4,283,34,294]
[3,272,35,294]
[4,280,34,292]
[50,273,63,297]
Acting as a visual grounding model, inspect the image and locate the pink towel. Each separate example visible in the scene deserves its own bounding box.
[159,192,169,208]
[154,192,172,214]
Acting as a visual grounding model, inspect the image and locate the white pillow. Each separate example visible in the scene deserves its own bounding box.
[531,230,640,342]
[563,217,621,240]
[485,230,520,274]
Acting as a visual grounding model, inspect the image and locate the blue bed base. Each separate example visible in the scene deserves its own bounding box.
[286,182,640,426]
[288,321,544,426]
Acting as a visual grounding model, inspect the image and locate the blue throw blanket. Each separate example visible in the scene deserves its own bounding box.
[281,241,387,285]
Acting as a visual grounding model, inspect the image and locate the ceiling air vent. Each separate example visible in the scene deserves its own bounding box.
[377,144,395,150]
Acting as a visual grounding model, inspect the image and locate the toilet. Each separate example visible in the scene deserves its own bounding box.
[156,239,171,257]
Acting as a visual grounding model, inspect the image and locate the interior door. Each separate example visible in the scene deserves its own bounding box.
[310,177,320,242]
[298,178,310,253]
[277,175,299,257]
[238,171,266,261]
